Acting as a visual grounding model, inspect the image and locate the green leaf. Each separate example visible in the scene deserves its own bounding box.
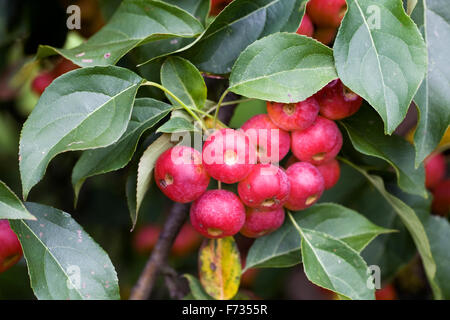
[36,0,204,67]
[183,274,214,300]
[164,0,210,24]
[340,105,427,198]
[157,117,198,133]
[71,98,172,202]
[334,0,427,134]
[19,66,144,199]
[245,203,391,270]
[229,33,338,103]
[340,158,437,291]
[161,57,207,109]
[411,0,450,166]
[134,133,176,227]
[288,213,375,300]
[10,203,119,300]
[0,181,35,220]
[424,215,450,299]
[182,0,307,74]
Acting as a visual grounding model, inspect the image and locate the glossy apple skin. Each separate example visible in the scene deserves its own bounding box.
[285,162,325,211]
[432,179,450,217]
[241,114,291,163]
[190,190,246,238]
[316,159,341,190]
[155,146,210,203]
[238,164,290,211]
[266,97,320,132]
[240,207,285,238]
[424,152,446,189]
[296,14,314,37]
[202,128,257,184]
[314,79,363,120]
[306,0,347,28]
[0,220,23,273]
[291,116,343,165]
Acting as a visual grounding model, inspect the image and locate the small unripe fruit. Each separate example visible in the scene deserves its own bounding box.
[133,225,161,253]
[171,223,202,256]
[202,128,256,184]
[266,97,320,131]
[190,190,246,238]
[31,72,54,95]
[0,220,23,273]
[238,164,290,211]
[291,116,343,165]
[241,114,291,163]
[314,79,363,120]
[296,14,314,37]
[155,146,210,203]
[432,179,450,217]
[285,162,325,211]
[240,207,285,238]
[306,0,347,28]
[316,159,341,190]
[424,152,446,189]
[313,27,337,45]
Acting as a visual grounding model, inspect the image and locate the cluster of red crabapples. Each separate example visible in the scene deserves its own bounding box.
[154,79,363,239]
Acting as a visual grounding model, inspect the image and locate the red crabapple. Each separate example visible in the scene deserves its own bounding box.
[296,14,314,37]
[31,72,54,95]
[190,190,246,238]
[313,27,337,45]
[52,58,79,77]
[237,164,290,211]
[241,114,291,163]
[266,97,319,131]
[155,146,210,203]
[375,285,397,300]
[306,0,347,28]
[202,128,256,184]
[314,79,363,120]
[133,225,161,253]
[432,179,450,217]
[424,152,446,189]
[0,220,23,273]
[240,207,285,238]
[210,0,233,16]
[291,116,343,165]
[285,162,325,211]
[316,159,341,190]
[171,223,202,256]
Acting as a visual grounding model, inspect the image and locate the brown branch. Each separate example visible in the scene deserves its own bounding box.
[129,202,189,300]
[161,265,189,299]
[129,79,240,300]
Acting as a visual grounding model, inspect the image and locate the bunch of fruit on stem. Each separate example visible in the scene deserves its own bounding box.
[154,79,363,239]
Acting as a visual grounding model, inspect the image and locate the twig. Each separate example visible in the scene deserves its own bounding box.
[161,265,189,299]
[129,202,189,300]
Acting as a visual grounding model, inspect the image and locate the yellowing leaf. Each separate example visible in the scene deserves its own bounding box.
[198,237,241,300]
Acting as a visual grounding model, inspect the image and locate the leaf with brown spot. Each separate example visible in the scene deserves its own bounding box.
[198,237,241,300]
